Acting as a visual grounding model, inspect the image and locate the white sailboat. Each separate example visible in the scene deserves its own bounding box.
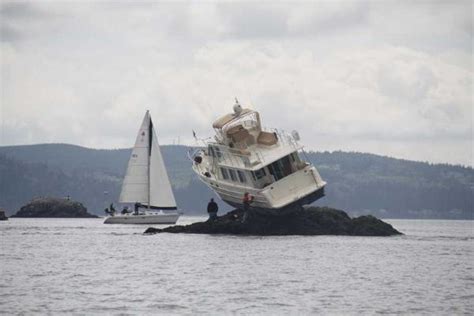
[104,111,180,224]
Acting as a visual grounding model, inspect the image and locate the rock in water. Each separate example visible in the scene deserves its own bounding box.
[144,207,402,236]
[12,197,98,218]
[0,208,8,221]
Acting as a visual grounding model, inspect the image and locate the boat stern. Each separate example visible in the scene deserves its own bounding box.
[259,165,326,210]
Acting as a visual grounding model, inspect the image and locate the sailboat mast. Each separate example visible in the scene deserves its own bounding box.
[148,113,152,211]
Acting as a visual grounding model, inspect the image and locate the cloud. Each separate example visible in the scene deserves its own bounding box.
[0,1,68,43]
[0,1,472,166]
[214,2,370,39]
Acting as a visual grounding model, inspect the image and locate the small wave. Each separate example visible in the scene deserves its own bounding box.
[109,232,130,236]
[231,304,263,313]
[146,303,187,310]
[84,304,130,312]
[265,302,295,308]
[410,235,474,242]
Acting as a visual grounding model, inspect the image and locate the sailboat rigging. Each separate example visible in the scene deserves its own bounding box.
[104,111,180,224]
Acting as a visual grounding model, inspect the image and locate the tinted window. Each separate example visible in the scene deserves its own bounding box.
[268,155,293,181]
[229,169,237,181]
[252,168,266,180]
[215,147,222,158]
[208,146,215,157]
[290,152,296,162]
[237,170,246,183]
[221,168,229,180]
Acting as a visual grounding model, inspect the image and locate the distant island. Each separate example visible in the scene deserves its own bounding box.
[145,207,402,236]
[11,197,98,218]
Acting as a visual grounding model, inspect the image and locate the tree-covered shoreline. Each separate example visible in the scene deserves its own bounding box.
[0,144,472,219]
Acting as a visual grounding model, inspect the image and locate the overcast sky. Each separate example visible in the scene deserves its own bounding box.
[0,1,472,166]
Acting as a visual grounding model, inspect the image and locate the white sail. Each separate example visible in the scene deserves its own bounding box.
[106,110,181,224]
[119,112,151,204]
[149,124,177,209]
[119,110,177,210]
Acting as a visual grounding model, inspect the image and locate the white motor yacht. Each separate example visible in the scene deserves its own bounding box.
[191,99,326,214]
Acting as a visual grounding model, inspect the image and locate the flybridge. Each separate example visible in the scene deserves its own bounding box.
[191,99,326,213]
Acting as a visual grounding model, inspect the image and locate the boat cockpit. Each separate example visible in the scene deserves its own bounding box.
[212,106,278,151]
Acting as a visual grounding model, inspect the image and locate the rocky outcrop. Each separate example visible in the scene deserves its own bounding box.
[0,208,7,220]
[12,197,98,218]
[144,206,402,236]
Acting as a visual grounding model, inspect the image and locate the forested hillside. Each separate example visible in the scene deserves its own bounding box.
[0,144,472,219]
[309,151,473,219]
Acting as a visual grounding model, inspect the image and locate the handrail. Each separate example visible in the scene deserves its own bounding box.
[195,127,301,170]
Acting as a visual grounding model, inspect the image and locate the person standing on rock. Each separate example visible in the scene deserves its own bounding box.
[207,198,218,221]
[134,202,140,215]
[242,192,254,223]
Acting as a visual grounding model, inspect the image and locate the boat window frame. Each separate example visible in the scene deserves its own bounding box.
[220,167,229,180]
[252,168,266,180]
[228,169,237,182]
[214,146,222,158]
[267,154,295,182]
[208,145,215,157]
[289,152,296,162]
[237,170,247,183]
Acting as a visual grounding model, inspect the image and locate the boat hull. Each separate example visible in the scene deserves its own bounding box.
[193,161,326,214]
[104,213,180,224]
[223,186,325,215]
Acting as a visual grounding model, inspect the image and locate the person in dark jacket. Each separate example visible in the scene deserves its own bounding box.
[134,202,140,215]
[207,198,218,221]
[242,192,254,223]
[121,206,130,215]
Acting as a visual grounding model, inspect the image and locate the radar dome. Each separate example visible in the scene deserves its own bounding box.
[233,98,242,115]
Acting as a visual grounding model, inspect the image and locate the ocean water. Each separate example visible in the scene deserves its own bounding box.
[1,217,473,315]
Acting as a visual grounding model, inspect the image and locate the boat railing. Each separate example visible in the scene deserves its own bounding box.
[213,136,298,169]
[189,146,252,173]
[261,127,299,149]
[192,127,301,171]
[215,146,254,169]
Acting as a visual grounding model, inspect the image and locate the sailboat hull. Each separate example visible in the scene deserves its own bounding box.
[104,213,180,224]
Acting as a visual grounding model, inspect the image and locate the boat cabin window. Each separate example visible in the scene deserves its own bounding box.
[291,152,301,163]
[267,155,294,181]
[220,167,248,184]
[237,170,246,183]
[215,147,222,158]
[208,145,222,158]
[252,168,266,180]
[221,168,229,180]
[228,169,237,182]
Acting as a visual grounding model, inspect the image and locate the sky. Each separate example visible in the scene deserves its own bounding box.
[0,1,472,166]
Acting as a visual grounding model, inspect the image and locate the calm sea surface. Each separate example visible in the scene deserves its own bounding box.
[1,217,473,315]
